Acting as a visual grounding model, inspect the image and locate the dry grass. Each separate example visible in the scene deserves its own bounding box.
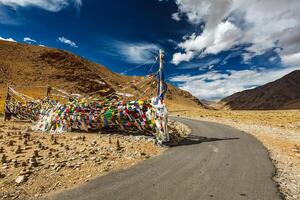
[169,104,300,131]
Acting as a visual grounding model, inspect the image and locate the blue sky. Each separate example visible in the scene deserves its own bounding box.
[0,0,300,100]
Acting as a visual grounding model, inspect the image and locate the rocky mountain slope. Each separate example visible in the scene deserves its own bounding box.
[219,70,300,110]
[0,40,203,110]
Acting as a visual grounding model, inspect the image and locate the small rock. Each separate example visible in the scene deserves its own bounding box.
[0,172,5,178]
[33,150,39,157]
[91,140,97,147]
[116,140,121,150]
[0,146,4,153]
[23,132,30,140]
[29,156,38,167]
[72,136,80,140]
[15,146,22,154]
[8,140,15,146]
[2,163,8,169]
[21,161,27,167]
[89,149,96,154]
[1,154,7,163]
[90,156,97,161]
[12,159,18,168]
[15,175,27,184]
[81,154,88,159]
[52,163,60,171]
[67,163,75,168]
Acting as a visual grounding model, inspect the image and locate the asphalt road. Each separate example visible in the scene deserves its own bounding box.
[45,117,281,200]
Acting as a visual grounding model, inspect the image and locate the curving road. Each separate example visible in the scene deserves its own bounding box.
[45,117,281,200]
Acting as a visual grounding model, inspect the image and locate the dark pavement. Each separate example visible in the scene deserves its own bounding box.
[45,117,281,200]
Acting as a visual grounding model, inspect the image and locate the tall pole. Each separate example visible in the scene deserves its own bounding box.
[158,49,169,143]
[159,49,164,100]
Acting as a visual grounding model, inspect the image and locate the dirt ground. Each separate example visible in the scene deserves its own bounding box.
[0,118,165,200]
[1,98,299,200]
[169,106,300,200]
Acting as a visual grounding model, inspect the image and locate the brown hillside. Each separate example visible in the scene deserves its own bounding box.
[219,70,300,110]
[0,40,203,110]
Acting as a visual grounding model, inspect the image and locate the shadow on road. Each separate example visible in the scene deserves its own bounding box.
[169,135,240,147]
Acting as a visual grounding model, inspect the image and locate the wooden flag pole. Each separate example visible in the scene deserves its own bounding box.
[159,49,164,99]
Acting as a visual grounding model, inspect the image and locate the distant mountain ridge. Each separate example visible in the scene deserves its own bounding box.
[219,70,300,110]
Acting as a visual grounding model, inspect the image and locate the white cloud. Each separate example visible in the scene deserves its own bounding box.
[178,58,220,70]
[0,36,16,42]
[0,0,82,12]
[172,0,300,66]
[172,51,194,65]
[269,56,277,62]
[199,59,220,71]
[206,21,241,54]
[169,66,300,100]
[281,52,300,67]
[171,12,181,21]
[174,0,231,25]
[116,42,160,64]
[23,37,36,43]
[172,20,241,64]
[57,36,77,48]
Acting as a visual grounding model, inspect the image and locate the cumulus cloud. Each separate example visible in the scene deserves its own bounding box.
[23,37,36,43]
[169,66,300,100]
[0,36,16,42]
[206,21,241,54]
[172,0,300,66]
[172,20,241,64]
[0,0,82,12]
[172,51,194,65]
[57,36,78,48]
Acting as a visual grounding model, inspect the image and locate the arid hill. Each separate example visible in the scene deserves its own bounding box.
[0,40,203,110]
[219,70,300,110]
